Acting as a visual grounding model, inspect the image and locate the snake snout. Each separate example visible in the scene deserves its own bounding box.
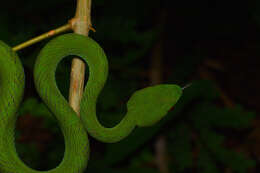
[126,84,182,127]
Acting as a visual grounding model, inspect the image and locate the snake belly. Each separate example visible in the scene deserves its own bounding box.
[0,33,182,172]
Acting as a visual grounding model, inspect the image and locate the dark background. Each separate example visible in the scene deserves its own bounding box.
[0,0,259,172]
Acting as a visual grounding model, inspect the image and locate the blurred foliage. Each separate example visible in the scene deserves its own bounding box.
[0,0,257,172]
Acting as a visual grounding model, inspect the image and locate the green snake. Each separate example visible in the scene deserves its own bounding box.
[0,33,182,172]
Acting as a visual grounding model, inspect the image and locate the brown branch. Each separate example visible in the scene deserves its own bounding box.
[69,0,92,115]
[149,9,170,173]
[155,135,169,173]
[198,66,235,107]
[198,64,256,173]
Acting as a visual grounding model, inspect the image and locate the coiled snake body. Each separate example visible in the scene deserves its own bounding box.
[0,33,182,172]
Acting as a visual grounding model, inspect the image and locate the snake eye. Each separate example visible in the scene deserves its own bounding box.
[127,84,182,127]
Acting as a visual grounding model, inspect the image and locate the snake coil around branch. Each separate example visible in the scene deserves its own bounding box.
[0,33,182,172]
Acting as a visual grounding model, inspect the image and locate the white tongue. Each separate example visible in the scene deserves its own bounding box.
[182,83,192,90]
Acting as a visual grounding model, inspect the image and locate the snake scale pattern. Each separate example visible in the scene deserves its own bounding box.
[0,33,182,172]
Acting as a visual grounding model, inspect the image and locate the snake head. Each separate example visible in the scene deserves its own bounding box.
[127,84,182,127]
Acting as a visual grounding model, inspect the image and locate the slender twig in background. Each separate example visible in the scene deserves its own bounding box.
[149,8,170,173]
[149,36,169,173]
[198,65,235,107]
[155,135,169,173]
[150,41,170,173]
[198,63,255,173]
[69,0,92,115]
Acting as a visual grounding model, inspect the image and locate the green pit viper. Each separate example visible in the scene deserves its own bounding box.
[0,33,182,172]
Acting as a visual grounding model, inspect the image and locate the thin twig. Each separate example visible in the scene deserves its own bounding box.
[150,9,169,173]
[149,32,169,173]
[12,19,95,52]
[12,24,72,52]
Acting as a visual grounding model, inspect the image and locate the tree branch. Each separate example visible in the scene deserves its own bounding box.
[69,0,92,115]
